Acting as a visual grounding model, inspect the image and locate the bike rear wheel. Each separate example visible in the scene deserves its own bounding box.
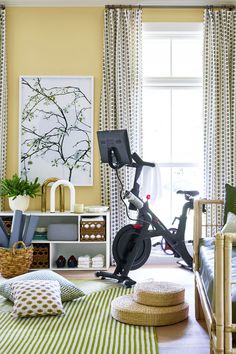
[112,225,152,271]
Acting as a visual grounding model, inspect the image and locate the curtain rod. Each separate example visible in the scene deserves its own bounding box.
[105,4,235,10]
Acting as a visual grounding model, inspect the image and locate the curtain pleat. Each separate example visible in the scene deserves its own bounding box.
[100,8,142,259]
[0,8,7,211]
[203,9,236,200]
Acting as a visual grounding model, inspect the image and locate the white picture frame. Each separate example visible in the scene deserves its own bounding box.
[19,76,94,186]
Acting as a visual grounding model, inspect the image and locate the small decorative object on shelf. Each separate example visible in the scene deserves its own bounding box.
[50,179,75,213]
[56,255,66,268]
[33,227,48,241]
[74,203,84,213]
[84,205,109,213]
[68,255,78,268]
[80,217,106,242]
[41,177,65,212]
[0,174,40,212]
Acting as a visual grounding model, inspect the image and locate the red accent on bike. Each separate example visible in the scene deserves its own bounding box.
[132,224,143,230]
[146,194,151,200]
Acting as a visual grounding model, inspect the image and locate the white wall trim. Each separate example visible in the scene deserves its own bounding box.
[143,77,202,87]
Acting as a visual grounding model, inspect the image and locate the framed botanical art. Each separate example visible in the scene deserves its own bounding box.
[19,76,94,186]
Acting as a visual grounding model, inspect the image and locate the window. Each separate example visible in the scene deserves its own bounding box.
[143,23,203,238]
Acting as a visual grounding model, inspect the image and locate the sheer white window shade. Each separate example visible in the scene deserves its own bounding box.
[142,22,203,227]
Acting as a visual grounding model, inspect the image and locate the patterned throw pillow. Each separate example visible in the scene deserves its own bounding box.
[224,184,236,224]
[222,212,236,233]
[0,270,84,302]
[11,280,64,318]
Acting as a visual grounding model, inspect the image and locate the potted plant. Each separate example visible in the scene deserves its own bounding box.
[0,174,40,211]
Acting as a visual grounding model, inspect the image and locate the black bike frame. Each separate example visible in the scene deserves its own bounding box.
[136,200,193,268]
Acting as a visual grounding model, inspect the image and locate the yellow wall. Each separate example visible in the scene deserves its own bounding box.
[6,7,104,210]
[6,7,203,211]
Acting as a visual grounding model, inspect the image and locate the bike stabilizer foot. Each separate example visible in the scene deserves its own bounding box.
[176,260,193,271]
[95,271,136,288]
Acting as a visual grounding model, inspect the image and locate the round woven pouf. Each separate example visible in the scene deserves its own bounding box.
[133,281,185,307]
[111,294,189,326]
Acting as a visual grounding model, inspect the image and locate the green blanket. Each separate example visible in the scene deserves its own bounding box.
[0,286,158,354]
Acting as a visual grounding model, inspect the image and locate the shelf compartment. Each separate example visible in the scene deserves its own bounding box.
[80,216,106,242]
[35,215,79,242]
[32,243,50,269]
[51,243,107,270]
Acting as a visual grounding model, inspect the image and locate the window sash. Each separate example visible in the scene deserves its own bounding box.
[143,22,203,35]
[143,77,202,87]
[143,23,203,81]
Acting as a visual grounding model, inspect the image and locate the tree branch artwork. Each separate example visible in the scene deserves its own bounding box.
[20,76,93,186]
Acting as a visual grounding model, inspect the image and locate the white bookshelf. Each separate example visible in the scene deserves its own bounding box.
[0,210,110,271]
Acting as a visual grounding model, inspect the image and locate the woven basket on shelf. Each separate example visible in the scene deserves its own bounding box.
[0,241,33,278]
[80,219,106,242]
[32,244,49,269]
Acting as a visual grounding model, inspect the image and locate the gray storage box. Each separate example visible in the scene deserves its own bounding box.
[47,224,78,241]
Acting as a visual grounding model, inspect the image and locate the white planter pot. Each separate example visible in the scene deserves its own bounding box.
[8,195,30,212]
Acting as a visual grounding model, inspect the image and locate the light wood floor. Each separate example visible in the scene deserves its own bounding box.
[58,264,210,354]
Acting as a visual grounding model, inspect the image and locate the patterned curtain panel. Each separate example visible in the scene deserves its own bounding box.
[100,8,142,249]
[203,9,236,200]
[0,8,7,211]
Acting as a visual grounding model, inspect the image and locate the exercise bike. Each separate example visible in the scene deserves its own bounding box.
[96,129,199,287]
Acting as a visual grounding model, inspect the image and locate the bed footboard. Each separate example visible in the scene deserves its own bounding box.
[194,199,224,354]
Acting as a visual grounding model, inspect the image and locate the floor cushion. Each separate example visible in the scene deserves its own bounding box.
[133,281,185,306]
[111,293,189,326]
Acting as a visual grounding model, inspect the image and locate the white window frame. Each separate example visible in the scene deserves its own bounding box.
[143,22,203,170]
[142,22,203,223]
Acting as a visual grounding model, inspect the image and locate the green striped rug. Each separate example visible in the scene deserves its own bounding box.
[0,287,158,354]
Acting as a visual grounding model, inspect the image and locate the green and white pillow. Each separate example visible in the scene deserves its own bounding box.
[224,184,236,224]
[222,212,236,233]
[0,270,84,302]
[11,280,64,318]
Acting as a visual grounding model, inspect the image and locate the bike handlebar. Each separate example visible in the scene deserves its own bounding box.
[132,153,155,168]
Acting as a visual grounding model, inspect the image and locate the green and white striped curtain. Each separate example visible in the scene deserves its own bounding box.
[203,9,236,200]
[0,8,7,211]
[100,8,143,246]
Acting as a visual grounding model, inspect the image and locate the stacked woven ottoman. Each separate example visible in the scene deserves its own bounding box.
[111,281,189,326]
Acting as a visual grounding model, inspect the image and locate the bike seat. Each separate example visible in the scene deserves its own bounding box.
[176,190,199,197]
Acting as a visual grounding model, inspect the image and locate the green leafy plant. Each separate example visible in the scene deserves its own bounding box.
[0,174,41,199]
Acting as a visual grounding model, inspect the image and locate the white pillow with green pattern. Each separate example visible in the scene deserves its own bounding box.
[0,270,84,302]
[11,280,64,318]
[222,212,236,233]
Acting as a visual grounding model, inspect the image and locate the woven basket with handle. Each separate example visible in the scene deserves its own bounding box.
[0,241,33,278]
